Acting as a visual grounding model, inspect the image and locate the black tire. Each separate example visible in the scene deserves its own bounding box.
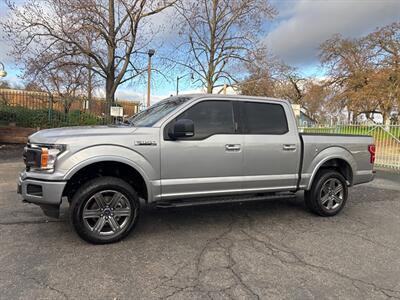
[304,169,348,217]
[70,176,140,244]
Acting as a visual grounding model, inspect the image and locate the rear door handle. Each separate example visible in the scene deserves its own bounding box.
[225,144,241,151]
[283,144,297,151]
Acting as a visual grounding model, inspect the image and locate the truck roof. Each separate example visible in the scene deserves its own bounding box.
[179,93,291,105]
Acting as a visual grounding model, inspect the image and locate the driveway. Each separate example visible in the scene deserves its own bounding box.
[1,146,400,299]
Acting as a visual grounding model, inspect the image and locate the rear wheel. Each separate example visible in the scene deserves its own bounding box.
[70,177,140,244]
[305,170,348,216]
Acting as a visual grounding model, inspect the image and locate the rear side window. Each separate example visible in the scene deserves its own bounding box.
[176,100,234,139]
[243,102,288,134]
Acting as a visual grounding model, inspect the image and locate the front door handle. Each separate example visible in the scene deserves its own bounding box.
[283,144,297,151]
[225,144,241,151]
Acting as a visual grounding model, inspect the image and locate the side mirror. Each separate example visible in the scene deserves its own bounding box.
[169,119,194,139]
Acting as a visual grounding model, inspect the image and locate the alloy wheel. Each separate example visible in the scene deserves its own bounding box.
[82,190,136,237]
[320,178,344,211]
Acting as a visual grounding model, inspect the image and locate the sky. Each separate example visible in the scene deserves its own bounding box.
[1,0,400,105]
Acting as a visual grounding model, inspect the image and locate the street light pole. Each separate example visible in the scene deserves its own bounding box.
[176,73,193,95]
[147,49,155,108]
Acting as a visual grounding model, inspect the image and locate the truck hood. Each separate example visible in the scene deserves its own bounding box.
[29,125,138,144]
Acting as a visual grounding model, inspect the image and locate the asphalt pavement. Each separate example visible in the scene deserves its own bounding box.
[1,145,400,299]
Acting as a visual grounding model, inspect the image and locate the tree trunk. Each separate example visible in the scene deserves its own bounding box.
[352,112,358,123]
[105,74,115,118]
[382,111,391,129]
[206,58,215,93]
[105,0,116,120]
[207,80,213,93]
[63,98,71,114]
[87,57,93,111]
[206,0,217,94]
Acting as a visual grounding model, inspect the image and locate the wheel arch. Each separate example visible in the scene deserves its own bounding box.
[62,158,151,203]
[305,147,356,190]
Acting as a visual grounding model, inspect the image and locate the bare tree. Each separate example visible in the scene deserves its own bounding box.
[273,63,307,105]
[174,0,276,93]
[239,53,306,105]
[0,80,12,89]
[319,34,381,122]
[239,52,330,122]
[367,22,400,123]
[25,55,87,114]
[320,26,400,124]
[24,82,45,92]
[239,51,279,97]
[238,22,400,124]
[3,0,176,115]
[301,80,329,122]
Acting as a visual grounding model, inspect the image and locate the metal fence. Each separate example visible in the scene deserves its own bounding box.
[299,124,400,170]
[0,89,140,128]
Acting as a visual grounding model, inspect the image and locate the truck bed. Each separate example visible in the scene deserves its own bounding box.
[299,133,374,189]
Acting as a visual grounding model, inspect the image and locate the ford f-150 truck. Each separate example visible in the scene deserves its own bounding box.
[18,95,375,244]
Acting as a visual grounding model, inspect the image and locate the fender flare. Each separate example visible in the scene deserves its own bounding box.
[306,147,356,190]
[61,145,156,201]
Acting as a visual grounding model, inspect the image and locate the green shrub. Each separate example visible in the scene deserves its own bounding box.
[0,104,104,128]
[0,105,49,128]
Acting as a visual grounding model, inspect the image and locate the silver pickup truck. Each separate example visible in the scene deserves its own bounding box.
[18,95,375,244]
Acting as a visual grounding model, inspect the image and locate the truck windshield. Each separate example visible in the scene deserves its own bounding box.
[128,96,192,127]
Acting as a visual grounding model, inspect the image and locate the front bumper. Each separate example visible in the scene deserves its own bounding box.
[18,172,67,218]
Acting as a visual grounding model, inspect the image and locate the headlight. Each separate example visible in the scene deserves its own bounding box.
[24,144,66,171]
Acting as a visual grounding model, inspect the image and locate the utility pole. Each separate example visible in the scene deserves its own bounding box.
[147,49,155,107]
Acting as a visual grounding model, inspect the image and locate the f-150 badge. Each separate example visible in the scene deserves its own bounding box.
[134,141,157,146]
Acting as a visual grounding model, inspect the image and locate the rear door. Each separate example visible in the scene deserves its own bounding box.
[240,100,301,192]
[160,99,244,199]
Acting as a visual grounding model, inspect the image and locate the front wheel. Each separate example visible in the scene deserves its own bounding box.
[70,177,140,244]
[304,170,348,216]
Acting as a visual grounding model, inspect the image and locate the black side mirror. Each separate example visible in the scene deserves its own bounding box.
[169,119,194,139]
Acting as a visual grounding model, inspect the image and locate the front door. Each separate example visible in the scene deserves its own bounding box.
[160,100,243,199]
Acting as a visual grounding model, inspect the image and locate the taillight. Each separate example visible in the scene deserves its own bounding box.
[368,144,375,164]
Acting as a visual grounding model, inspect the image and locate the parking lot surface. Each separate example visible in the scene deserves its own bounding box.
[1,146,400,299]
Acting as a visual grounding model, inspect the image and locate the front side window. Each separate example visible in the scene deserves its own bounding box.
[170,100,235,139]
[242,102,288,134]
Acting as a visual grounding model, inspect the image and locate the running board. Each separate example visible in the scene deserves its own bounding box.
[154,192,297,208]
